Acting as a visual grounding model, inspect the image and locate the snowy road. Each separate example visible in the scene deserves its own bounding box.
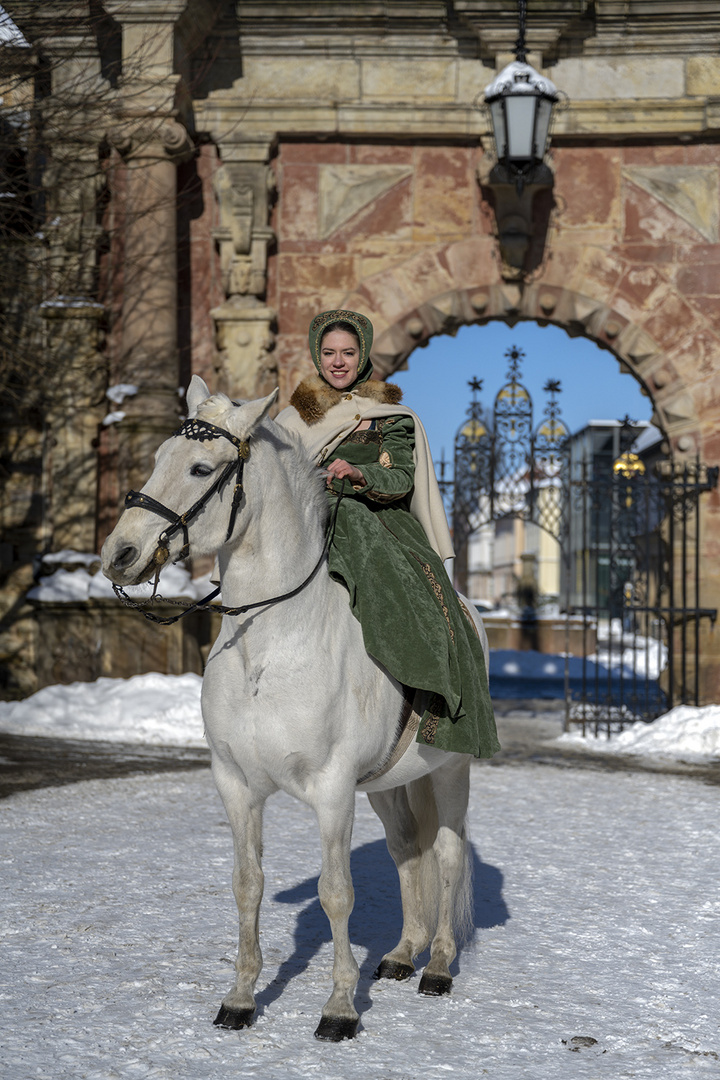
[1,761,718,1079]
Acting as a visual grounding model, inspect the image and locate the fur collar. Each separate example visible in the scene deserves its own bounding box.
[289,372,403,425]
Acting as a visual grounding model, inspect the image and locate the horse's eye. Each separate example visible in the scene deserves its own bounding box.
[190,463,213,477]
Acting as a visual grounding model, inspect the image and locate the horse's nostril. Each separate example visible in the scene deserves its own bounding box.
[113,545,139,570]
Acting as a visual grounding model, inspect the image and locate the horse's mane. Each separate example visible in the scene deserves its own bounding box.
[194,394,328,528]
[262,421,330,529]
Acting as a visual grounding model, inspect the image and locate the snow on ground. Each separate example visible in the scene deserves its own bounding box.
[1,667,719,1075]
[589,620,668,680]
[0,673,204,746]
[1,763,718,1079]
[2,670,720,763]
[559,703,720,762]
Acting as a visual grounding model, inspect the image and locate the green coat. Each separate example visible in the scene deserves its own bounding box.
[326,416,499,759]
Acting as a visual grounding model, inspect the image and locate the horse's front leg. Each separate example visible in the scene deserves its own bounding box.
[313,794,360,1042]
[212,762,265,1030]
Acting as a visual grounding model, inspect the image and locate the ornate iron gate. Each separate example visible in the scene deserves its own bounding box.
[440,346,718,733]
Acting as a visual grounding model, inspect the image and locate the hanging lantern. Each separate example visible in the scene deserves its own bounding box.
[477,1,564,272]
[484,59,558,177]
[482,0,560,191]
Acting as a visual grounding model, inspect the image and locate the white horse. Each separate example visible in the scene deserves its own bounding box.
[101,376,489,1041]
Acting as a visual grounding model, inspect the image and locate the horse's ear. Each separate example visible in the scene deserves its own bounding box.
[229,389,279,439]
[186,375,211,417]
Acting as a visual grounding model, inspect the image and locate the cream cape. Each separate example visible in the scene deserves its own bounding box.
[275,374,454,562]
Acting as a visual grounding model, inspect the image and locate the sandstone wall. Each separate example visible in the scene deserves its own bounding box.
[3,0,720,699]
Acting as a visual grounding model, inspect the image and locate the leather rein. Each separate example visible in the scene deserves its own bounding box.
[112,415,338,626]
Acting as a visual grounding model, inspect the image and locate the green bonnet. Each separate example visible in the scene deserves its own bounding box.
[308,309,374,386]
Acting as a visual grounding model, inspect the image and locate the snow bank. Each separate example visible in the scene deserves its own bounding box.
[28,561,216,603]
[2,665,719,763]
[589,619,668,680]
[0,673,205,746]
[559,703,720,762]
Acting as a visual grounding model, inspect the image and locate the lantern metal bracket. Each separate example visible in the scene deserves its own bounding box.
[481,159,554,277]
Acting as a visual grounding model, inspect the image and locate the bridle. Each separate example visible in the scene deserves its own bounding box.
[112,414,340,626]
[122,416,250,574]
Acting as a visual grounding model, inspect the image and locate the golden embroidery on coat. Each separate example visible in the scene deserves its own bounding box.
[421,715,438,744]
[420,694,443,744]
[412,555,454,643]
[457,596,481,640]
[365,489,403,504]
[344,429,381,445]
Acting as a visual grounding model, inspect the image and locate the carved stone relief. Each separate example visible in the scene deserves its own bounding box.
[623,165,720,243]
[211,155,277,399]
[212,161,275,299]
[211,304,277,400]
[317,164,414,239]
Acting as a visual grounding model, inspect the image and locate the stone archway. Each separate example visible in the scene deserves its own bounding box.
[334,255,720,705]
[335,241,704,460]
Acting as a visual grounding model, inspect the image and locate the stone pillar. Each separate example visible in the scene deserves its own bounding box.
[111,121,194,495]
[103,0,192,495]
[210,140,277,401]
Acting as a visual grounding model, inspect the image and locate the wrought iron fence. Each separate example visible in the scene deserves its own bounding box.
[438,346,718,734]
[562,456,718,734]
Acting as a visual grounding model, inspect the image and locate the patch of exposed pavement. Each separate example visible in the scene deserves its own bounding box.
[0,734,210,799]
[485,698,720,786]
[0,698,718,799]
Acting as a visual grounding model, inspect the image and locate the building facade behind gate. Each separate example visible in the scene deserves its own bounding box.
[1,1,720,703]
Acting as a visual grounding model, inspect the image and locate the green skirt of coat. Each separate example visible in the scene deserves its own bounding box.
[325,428,499,759]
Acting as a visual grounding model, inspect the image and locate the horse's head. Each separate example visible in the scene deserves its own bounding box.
[101,376,277,586]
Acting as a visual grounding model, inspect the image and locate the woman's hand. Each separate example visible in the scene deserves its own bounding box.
[326,459,366,487]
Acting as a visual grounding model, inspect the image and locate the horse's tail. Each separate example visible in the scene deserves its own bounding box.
[405,767,473,949]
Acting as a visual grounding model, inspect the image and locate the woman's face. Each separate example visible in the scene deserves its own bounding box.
[319,330,360,390]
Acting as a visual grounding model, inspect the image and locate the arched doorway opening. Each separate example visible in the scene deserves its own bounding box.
[387,320,657,478]
[378,319,716,732]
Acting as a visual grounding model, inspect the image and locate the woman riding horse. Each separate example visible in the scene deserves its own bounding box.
[276,309,499,759]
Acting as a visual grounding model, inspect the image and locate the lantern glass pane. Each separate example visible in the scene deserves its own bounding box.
[505,95,536,161]
[534,97,553,157]
[489,99,507,159]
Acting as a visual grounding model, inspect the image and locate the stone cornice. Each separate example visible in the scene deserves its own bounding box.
[196,96,720,143]
[234,1,453,47]
[557,98,720,138]
[103,1,188,24]
[229,1,720,64]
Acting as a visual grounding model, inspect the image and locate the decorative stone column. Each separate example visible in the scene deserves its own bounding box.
[210,140,277,401]
[102,0,193,495]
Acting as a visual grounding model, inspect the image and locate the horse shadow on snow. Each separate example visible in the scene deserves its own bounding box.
[254,837,509,1020]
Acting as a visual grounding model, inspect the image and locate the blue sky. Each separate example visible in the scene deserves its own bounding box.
[391,321,653,466]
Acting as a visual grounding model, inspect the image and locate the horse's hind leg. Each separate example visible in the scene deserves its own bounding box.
[417,757,472,997]
[313,794,360,1042]
[211,764,265,1030]
[367,783,435,981]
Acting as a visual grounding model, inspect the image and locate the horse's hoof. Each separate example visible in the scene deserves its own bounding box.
[213,1004,255,1029]
[418,972,452,997]
[373,958,415,981]
[314,1016,359,1041]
